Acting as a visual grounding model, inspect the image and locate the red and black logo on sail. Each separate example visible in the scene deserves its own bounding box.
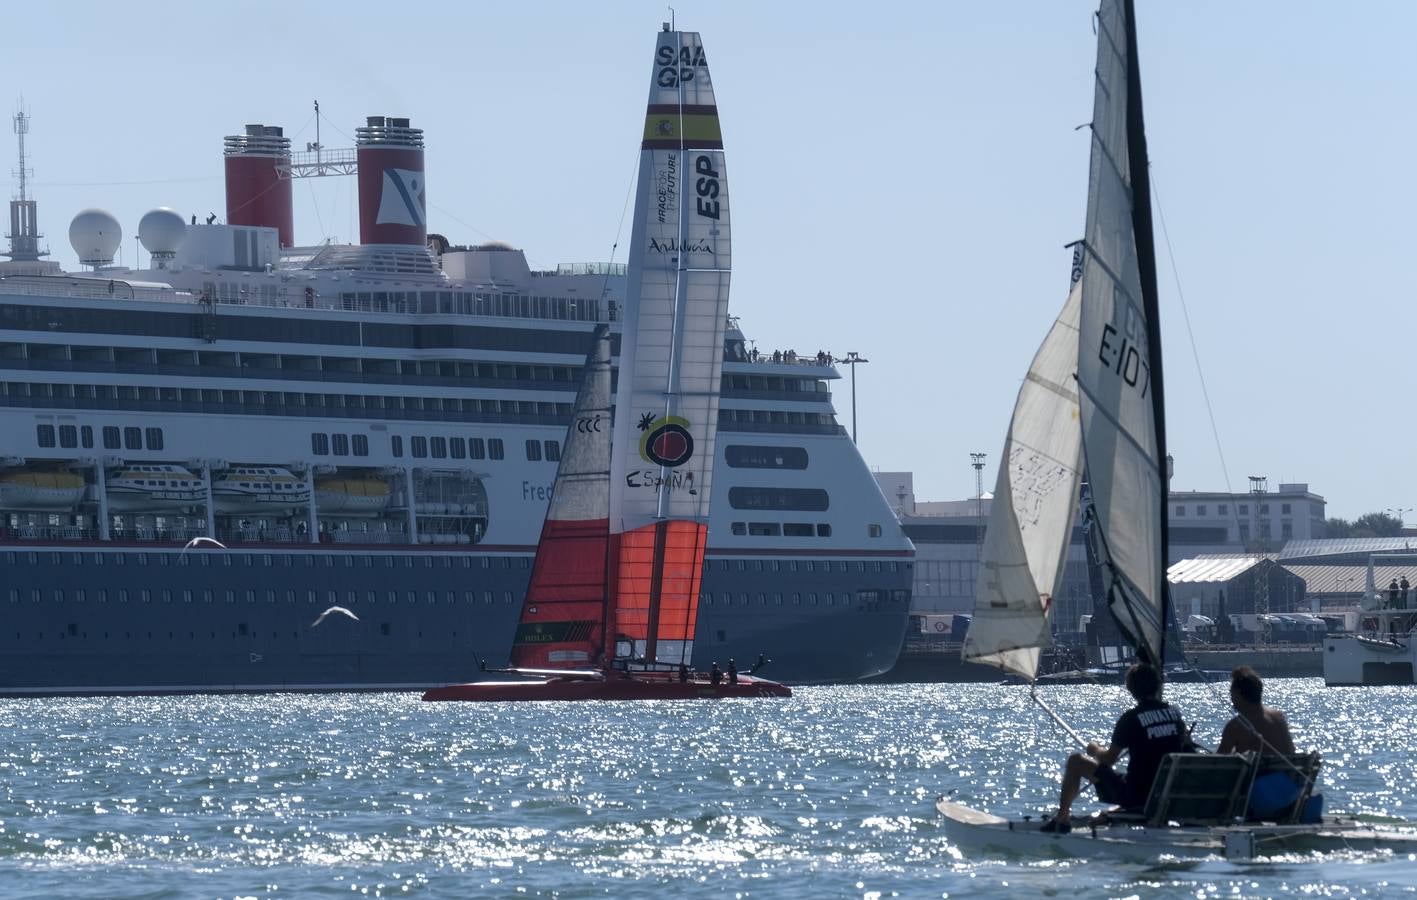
[637,413,694,468]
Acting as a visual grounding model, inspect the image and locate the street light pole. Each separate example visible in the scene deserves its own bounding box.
[970,452,987,563]
[841,351,869,443]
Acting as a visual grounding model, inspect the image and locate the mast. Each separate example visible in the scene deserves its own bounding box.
[1121,0,1170,665]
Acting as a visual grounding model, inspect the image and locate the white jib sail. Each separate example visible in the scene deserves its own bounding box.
[1075,0,1166,666]
[609,28,731,537]
[965,275,1084,681]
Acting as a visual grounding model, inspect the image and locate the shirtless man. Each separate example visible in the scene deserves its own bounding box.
[1217,666,1295,755]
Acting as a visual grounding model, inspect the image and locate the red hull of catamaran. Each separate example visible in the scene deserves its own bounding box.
[422,675,790,702]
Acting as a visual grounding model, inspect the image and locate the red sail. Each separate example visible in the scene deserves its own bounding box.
[508,326,613,669]
[608,520,707,666]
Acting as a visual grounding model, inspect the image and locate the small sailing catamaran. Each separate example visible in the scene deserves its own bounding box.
[938,0,1416,858]
[423,26,788,702]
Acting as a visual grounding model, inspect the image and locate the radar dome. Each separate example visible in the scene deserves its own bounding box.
[138,207,186,256]
[69,208,122,266]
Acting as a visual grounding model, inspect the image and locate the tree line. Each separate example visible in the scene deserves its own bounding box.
[1323,512,1406,538]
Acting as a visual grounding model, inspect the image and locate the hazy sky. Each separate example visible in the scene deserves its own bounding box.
[5,2,1413,519]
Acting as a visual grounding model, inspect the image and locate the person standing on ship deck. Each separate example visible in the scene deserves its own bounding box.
[727,658,738,685]
[1041,663,1193,834]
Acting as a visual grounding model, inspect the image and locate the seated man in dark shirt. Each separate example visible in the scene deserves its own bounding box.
[1042,662,1192,833]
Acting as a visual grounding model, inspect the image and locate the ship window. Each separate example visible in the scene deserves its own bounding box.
[391,435,403,457]
[724,445,808,469]
[525,439,541,461]
[406,591,417,605]
[504,591,514,604]
[332,434,349,456]
[727,487,829,512]
[731,522,746,535]
[544,441,560,462]
[450,438,466,459]
[868,524,882,538]
[103,425,120,449]
[747,522,781,537]
[411,436,428,458]
[124,427,141,450]
[488,439,504,460]
[145,428,164,450]
[353,434,369,456]
[312,433,329,455]
[203,590,212,603]
[80,426,94,448]
[430,436,447,458]
[484,591,493,604]
[118,589,127,603]
[140,589,151,603]
[817,524,833,537]
[36,424,56,447]
[469,438,486,460]
[783,523,814,537]
[59,425,78,448]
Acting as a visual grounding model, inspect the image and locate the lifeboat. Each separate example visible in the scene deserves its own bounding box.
[211,466,310,514]
[314,476,391,514]
[0,470,86,510]
[105,464,205,512]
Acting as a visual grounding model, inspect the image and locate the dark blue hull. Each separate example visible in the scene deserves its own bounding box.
[0,545,911,694]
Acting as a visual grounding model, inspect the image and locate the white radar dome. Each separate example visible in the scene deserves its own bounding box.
[69,208,122,266]
[138,207,186,256]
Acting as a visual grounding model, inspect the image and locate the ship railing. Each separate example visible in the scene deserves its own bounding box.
[0,276,195,304]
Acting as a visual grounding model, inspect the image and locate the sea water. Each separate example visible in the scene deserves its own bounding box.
[1,680,1414,898]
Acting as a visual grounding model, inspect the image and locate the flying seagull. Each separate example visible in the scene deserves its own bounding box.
[181,536,227,555]
[312,606,360,627]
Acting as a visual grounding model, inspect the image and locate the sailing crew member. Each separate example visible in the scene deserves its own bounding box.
[709,662,723,686]
[1217,666,1295,755]
[1041,663,1193,834]
[727,659,738,685]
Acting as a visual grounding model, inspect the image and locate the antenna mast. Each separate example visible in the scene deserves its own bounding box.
[4,102,48,265]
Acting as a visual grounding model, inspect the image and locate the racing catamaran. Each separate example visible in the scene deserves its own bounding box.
[423,25,788,702]
[939,0,1416,858]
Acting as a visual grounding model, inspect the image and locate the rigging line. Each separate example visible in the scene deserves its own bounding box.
[1030,684,1089,751]
[36,176,218,187]
[598,146,641,309]
[1150,171,1236,502]
[424,200,499,244]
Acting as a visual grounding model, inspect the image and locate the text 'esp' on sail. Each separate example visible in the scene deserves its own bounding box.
[509,325,615,669]
[1074,0,1169,669]
[608,28,732,667]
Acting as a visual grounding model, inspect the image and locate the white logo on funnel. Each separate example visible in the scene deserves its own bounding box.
[376,168,425,228]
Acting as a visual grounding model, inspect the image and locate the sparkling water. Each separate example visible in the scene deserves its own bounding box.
[1,680,1413,897]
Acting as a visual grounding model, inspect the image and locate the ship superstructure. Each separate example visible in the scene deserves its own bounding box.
[0,109,913,694]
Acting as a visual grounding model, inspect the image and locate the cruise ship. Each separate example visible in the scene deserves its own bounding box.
[0,108,913,695]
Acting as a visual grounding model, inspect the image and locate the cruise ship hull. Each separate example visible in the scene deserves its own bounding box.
[0,544,911,695]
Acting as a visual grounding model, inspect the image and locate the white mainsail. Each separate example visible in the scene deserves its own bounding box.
[1074,0,1168,667]
[608,28,732,666]
[965,265,1084,681]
